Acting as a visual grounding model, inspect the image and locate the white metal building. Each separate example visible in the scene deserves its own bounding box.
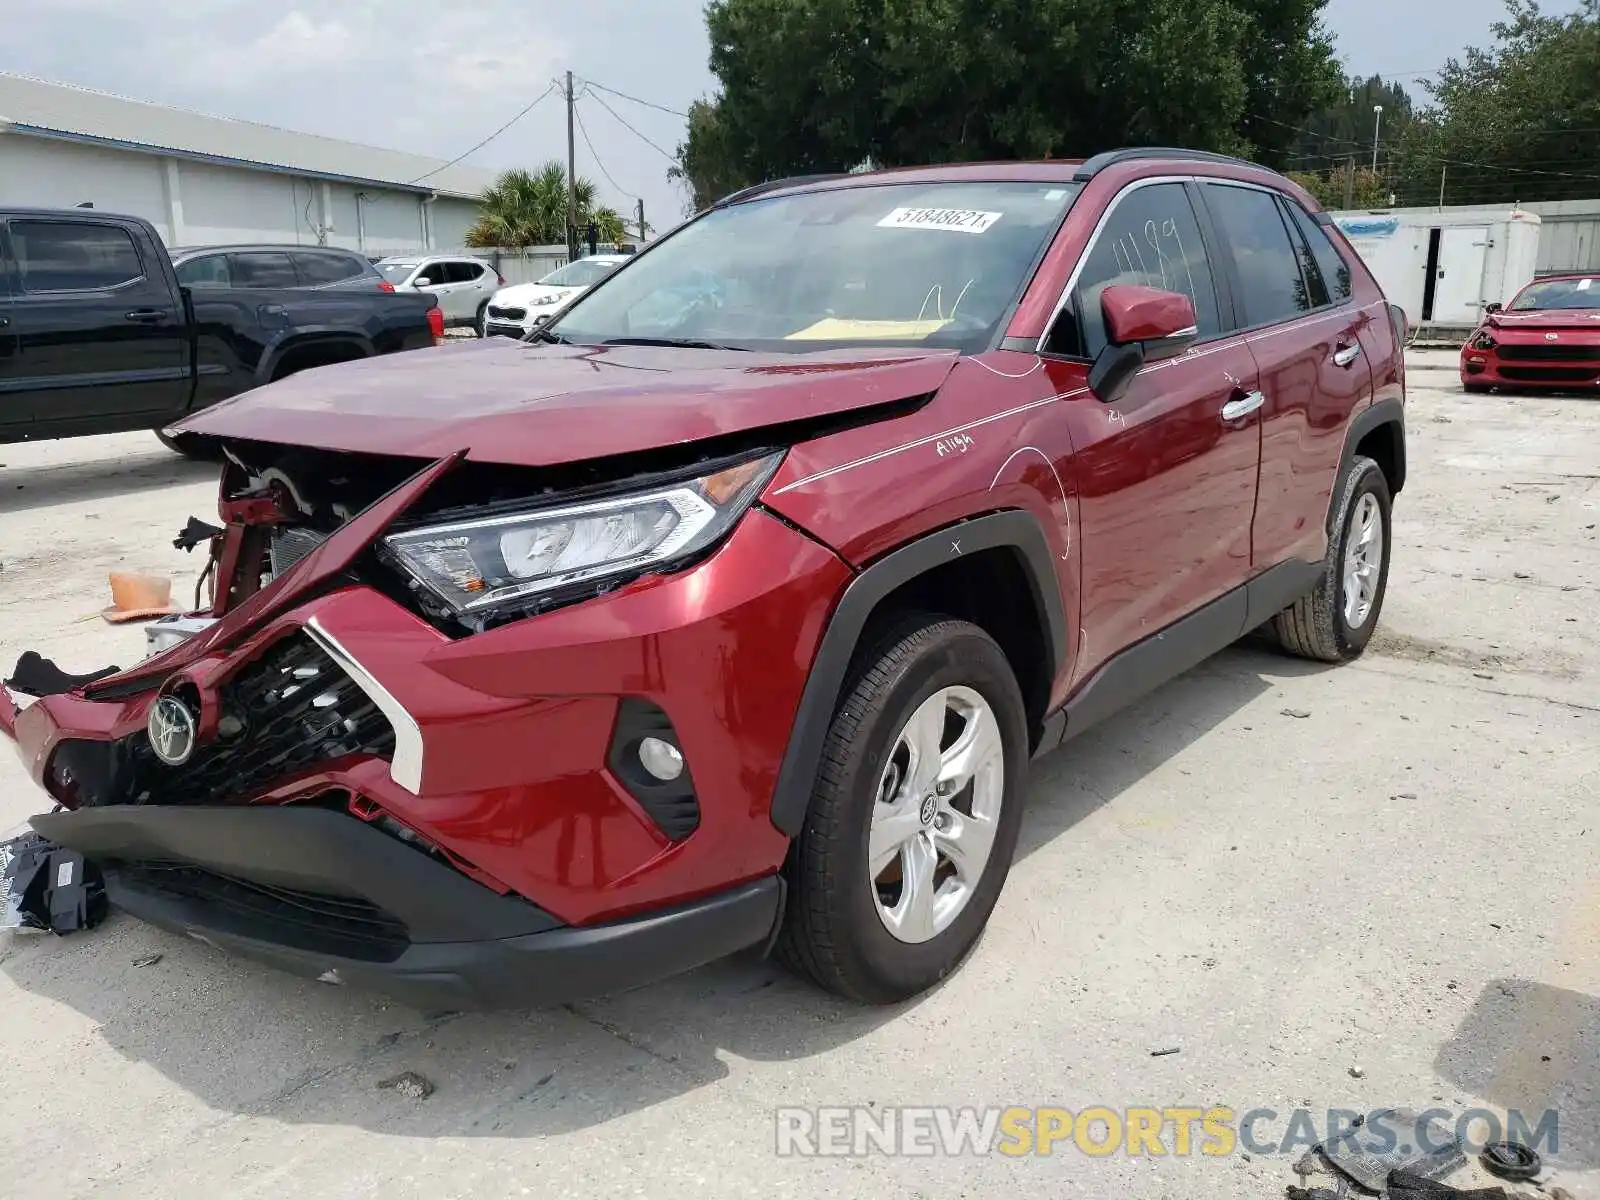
[0,72,490,255]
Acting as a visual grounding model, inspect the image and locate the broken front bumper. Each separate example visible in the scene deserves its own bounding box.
[28,803,781,1009]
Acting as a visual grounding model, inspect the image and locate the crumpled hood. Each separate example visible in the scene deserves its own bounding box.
[491,283,581,309]
[1487,308,1600,333]
[175,339,959,466]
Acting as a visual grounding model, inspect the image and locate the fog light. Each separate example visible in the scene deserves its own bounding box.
[638,736,685,781]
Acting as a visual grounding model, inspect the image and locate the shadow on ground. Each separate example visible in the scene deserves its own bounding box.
[1,643,1309,1137]
[1435,979,1600,1170]
[0,444,216,514]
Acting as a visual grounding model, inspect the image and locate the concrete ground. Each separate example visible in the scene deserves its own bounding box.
[1,350,1596,1199]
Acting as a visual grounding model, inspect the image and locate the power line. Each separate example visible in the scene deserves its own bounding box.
[409,82,560,183]
[582,79,689,120]
[587,89,678,162]
[574,96,637,201]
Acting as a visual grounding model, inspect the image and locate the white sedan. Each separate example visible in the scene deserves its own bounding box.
[482,255,630,338]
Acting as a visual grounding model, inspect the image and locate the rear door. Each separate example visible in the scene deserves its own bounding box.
[1198,182,1371,569]
[0,226,24,428]
[291,250,371,291]
[6,216,188,424]
[1040,178,1264,683]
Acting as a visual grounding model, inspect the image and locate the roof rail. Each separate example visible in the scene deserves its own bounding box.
[712,173,851,207]
[1072,147,1267,182]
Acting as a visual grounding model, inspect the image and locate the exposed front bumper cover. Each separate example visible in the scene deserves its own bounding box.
[31,803,782,1009]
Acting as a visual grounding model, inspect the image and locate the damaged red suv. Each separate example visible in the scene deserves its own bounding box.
[1,150,1407,1008]
[1460,272,1600,392]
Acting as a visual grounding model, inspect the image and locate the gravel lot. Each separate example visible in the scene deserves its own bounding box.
[1,350,1597,1199]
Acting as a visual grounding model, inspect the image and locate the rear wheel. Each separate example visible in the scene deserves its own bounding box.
[476,301,490,337]
[1271,454,1392,663]
[777,616,1028,1003]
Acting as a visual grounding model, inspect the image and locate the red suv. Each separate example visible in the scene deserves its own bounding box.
[2,150,1407,1008]
[1461,272,1600,392]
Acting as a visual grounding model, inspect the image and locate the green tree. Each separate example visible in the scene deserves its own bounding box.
[1388,0,1600,207]
[1287,74,1417,177]
[1288,164,1389,209]
[672,0,1341,211]
[466,163,626,247]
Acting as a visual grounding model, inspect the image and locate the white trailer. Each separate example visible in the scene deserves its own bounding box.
[1328,205,1542,331]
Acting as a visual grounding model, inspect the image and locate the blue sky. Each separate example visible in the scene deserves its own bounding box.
[2,0,1586,226]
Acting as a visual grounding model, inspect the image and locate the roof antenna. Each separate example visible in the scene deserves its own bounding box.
[75,201,94,208]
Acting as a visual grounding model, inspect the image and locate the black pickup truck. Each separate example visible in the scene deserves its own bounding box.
[0,208,443,454]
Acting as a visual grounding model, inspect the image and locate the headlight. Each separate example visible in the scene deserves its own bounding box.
[379,452,783,622]
[1471,330,1497,349]
[530,293,561,306]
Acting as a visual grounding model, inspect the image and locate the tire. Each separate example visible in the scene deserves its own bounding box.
[155,430,221,460]
[476,301,490,337]
[1270,454,1392,663]
[1463,382,1492,394]
[777,615,1029,1004]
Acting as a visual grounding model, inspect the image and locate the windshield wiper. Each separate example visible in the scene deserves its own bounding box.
[602,336,750,351]
[529,327,570,344]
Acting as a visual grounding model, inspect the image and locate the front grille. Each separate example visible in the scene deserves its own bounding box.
[1497,365,1600,382]
[487,304,526,321]
[1496,344,1600,363]
[126,633,395,807]
[113,861,408,961]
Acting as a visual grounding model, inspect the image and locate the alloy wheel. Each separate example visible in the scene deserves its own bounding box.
[1342,492,1384,629]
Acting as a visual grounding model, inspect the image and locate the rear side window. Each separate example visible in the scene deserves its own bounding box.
[175,254,232,287]
[231,252,298,288]
[1201,183,1313,327]
[1047,182,1221,358]
[11,221,144,293]
[444,261,483,283]
[1283,201,1352,301]
[295,252,366,285]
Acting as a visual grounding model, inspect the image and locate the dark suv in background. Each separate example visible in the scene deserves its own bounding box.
[170,245,391,292]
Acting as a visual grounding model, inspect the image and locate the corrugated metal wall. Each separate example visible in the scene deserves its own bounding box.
[1523,199,1600,275]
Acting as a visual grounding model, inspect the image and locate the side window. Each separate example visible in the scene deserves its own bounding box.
[1284,201,1352,301]
[230,252,298,288]
[1045,182,1221,359]
[11,221,144,293]
[175,254,232,287]
[447,261,480,284]
[1276,198,1330,309]
[1201,184,1312,327]
[295,252,364,286]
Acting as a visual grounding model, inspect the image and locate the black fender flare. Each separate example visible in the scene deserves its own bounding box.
[768,509,1068,837]
[1328,397,1406,533]
[256,331,375,385]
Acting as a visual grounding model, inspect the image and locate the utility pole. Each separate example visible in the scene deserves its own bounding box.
[636,198,646,244]
[1344,155,1355,209]
[565,70,578,260]
[1438,164,1447,209]
[1371,104,1384,173]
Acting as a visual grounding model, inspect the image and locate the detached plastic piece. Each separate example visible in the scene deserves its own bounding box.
[4,651,121,698]
[173,516,226,553]
[1479,1141,1541,1183]
[1389,1169,1512,1198]
[1,831,108,934]
[1316,1108,1466,1192]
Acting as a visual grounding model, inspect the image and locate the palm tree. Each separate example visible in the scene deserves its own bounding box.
[466,162,627,249]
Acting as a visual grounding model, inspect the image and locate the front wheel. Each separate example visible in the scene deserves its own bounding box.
[476,301,490,337]
[777,616,1028,1003]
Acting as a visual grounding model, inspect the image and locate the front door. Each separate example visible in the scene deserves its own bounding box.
[5,217,188,425]
[0,226,23,429]
[1434,226,1491,325]
[1040,179,1263,684]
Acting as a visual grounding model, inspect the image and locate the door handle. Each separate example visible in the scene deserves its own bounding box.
[1220,390,1264,421]
[1333,344,1361,368]
[125,308,167,324]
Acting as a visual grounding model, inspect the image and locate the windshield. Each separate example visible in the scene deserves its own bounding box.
[1510,277,1600,311]
[378,263,419,283]
[548,181,1080,353]
[541,258,620,287]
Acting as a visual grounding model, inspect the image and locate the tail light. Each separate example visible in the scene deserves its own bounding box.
[378,280,395,293]
[1387,302,1408,347]
[427,305,445,344]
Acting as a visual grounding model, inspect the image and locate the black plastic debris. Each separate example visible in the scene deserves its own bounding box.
[1,830,108,934]
[1315,1108,1466,1193]
[173,516,225,553]
[4,651,120,698]
[1387,1168,1511,1199]
[1479,1141,1541,1183]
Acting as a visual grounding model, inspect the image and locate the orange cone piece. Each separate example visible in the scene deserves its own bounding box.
[101,572,182,623]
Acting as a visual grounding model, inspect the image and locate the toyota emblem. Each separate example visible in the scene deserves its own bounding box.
[147,695,198,766]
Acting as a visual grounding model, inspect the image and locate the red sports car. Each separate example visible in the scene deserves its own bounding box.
[1461,273,1600,391]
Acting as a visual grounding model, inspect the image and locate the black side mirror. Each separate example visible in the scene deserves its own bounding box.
[1088,342,1146,406]
[1484,302,1503,314]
